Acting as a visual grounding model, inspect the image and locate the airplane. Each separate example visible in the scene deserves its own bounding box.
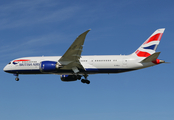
[3,28,166,84]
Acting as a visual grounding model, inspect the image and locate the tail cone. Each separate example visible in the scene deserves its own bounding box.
[152,59,165,64]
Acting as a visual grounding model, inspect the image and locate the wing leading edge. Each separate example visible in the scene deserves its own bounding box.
[58,29,91,73]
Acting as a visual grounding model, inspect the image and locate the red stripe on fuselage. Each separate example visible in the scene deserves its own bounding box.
[13,59,30,62]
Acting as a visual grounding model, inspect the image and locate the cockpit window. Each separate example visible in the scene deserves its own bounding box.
[8,62,11,64]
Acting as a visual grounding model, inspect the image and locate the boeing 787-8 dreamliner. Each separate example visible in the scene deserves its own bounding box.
[3,28,166,84]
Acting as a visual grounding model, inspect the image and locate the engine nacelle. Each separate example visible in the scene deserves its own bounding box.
[60,75,81,82]
[40,61,60,73]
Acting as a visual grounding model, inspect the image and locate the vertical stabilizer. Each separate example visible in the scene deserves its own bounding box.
[132,28,165,57]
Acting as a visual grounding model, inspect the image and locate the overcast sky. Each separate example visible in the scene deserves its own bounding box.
[1,0,174,120]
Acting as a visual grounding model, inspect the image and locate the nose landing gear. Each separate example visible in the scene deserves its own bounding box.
[14,74,19,81]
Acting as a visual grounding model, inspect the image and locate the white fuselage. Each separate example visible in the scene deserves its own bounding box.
[3,55,155,75]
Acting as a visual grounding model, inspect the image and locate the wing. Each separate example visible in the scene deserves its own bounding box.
[58,29,90,73]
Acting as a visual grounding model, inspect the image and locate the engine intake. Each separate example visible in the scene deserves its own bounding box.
[61,75,81,82]
[40,61,61,73]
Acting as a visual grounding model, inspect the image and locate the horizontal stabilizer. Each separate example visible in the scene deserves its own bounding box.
[141,52,161,62]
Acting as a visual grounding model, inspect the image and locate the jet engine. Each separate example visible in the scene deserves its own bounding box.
[60,75,81,82]
[40,61,61,72]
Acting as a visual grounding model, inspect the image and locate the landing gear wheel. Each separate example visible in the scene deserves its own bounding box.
[81,79,85,83]
[81,74,90,84]
[81,79,90,84]
[14,74,19,81]
[15,77,19,81]
[86,80,90,84]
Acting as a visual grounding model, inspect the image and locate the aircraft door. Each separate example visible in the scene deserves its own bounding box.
[89,59,93,65]
[122,59,128,66]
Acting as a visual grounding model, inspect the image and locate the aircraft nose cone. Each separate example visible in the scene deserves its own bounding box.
[3,65,15,74]
[3,65,11,73]
[3,66,8,72]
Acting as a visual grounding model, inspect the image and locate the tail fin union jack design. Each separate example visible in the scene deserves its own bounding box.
[134,28,165,58]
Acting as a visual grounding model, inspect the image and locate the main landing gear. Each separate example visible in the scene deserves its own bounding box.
[81,74,90,84]
[81,79,90,84]
[14,74,19,81]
